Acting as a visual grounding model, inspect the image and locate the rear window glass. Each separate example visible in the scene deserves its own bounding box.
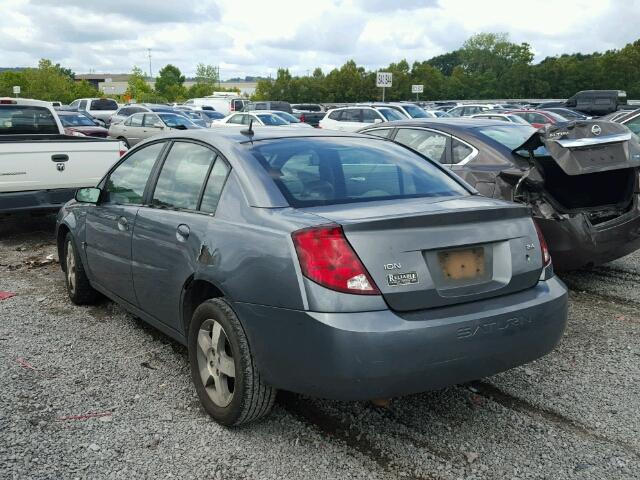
[476,125,539,151]
[90,99,118,110]
[0,106,59,134]
[247,137,468,207]
[378,108,405,121]
[257,114,287,125]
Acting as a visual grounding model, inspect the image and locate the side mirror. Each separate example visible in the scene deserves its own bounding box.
[75,187,101,204]
[373,118,383,124]
[153,122,164,129]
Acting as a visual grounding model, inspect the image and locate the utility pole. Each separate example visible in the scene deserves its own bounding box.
[147,48,152,78]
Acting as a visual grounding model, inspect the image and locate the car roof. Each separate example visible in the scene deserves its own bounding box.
[360,118,515,130]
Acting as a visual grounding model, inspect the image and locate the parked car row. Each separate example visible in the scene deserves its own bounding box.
[6,94,640,431]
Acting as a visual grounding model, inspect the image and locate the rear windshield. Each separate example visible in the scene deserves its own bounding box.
[475,125,537,150]
[0,106,59,134]
[402,105,428,118]
[90,99,118,111]
[247,137,468,207]
[59,113,96,127]
[158,113,195,128]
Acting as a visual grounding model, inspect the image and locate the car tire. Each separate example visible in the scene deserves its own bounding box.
[63,233,99,305]
[188,298,276,426]
[117,136,130,148]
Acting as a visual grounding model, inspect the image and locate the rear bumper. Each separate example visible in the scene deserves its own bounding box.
[539,205,640,270]
[0,188,76,213]
[234,276,568,400]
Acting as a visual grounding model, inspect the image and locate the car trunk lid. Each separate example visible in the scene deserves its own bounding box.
[514,120,640,175]
[304,196,544,312]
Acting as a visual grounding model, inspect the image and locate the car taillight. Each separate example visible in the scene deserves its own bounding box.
[300,114,306,123]
[534,222,551,266]
[292,225,380,295]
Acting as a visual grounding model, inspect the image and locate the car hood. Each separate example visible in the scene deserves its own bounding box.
[513,120,640,175]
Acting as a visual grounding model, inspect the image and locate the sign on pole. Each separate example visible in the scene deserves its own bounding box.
[412,84,423,101]
[376,72,392,101]
[12,85,20,97]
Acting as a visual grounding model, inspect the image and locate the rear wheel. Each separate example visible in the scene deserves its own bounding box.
[188,298,276,426]
[63,233,99,305]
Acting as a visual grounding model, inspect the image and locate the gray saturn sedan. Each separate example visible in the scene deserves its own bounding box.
[56,128,568,426]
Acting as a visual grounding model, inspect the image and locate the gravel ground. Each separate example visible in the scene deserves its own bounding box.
[0,213,638,480]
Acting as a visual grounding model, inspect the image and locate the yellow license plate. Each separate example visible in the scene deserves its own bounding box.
[438,248,485,280]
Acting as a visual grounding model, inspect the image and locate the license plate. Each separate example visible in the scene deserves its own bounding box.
[438,247,484,281]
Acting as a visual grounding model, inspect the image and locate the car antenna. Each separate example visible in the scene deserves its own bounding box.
[241,118,254,137]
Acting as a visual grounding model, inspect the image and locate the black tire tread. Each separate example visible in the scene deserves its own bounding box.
[192,298,276,426]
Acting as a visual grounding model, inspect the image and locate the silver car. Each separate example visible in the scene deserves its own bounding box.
[108,112,202,147]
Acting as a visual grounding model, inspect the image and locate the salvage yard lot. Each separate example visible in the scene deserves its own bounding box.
[1,214,639,480]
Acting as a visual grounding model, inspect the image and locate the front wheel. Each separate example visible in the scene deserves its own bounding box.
[188,298,276,426]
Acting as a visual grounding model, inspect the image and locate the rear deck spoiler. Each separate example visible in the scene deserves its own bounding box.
[513,120,640,175]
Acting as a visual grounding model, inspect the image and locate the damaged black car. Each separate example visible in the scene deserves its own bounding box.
[360,118,640,270]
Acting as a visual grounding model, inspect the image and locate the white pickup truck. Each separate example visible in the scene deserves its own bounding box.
[0,98,123,213]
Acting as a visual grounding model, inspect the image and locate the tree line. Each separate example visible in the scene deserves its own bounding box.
[1,33,639,104]
[253,33,640,103]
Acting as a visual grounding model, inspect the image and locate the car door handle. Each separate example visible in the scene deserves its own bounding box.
[117,216,129,231]
[176,224,190,240]
[51,154,69,162]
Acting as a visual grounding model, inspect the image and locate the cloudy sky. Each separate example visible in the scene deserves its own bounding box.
[1,0,638,79]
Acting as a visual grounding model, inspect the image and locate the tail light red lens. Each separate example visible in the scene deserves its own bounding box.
[534,222,551,266]
[292,225,380,295]
[119,149,127,157]
[300,114,306,123]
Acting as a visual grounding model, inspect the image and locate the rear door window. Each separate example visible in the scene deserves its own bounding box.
[228,114,245,124]
[105,142,165,204]
[451,138,475,164]
[328,110,342,121]
[151,142,217,210]
[79,100,87,110]
[394,128,449,163]
[248,137,467,207]
[362,109,381,123]
[341,109,361,122]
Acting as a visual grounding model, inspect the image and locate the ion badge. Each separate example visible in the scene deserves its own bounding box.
[387,272,418,286]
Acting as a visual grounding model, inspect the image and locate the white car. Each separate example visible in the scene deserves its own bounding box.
[447,104,497,117]
[319,106,405,132]
[470,113,531,124]
[67,97,119,123]
[212,112,295,128]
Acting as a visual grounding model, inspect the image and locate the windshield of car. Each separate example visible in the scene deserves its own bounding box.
[257,114,288,125]
[0,106,59,134]
[402,105,428,118]
[158,113,196,128]
[89,99,118,110]
[506,115,530,125]
[273,111,300,123]
[59,113,96,127]
[378,108,405,121]
[247,137,468,207]
[149,107,176,113]
[545,111,570,122]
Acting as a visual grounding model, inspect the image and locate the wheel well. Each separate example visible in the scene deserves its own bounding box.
[57,225,70,270]
[182,279,224,336]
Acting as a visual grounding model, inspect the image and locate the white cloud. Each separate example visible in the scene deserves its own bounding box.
[0,0,636,78]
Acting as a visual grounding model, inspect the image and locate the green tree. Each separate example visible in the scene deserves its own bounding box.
[126,66,152,100]
[155,64,186,102]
